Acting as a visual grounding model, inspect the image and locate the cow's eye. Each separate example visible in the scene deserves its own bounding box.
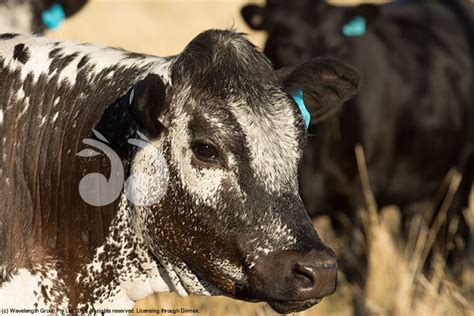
[192,142,220,164]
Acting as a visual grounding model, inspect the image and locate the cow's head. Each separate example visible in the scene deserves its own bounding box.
[241,1,380,67]
[125,30,359,313]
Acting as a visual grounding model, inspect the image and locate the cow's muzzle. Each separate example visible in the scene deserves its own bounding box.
[246,247,337,313]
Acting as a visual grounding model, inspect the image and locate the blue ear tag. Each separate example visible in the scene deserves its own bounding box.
[342,15,366,37]
[42,3,66,30]
[293,88,311,129]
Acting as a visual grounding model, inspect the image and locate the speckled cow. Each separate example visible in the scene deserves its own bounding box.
[0,30,359,314]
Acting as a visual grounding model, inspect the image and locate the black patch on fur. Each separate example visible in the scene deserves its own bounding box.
[0,33,19,40]
[77,56,89,69]
[13,44,30,64]
[49,48,62,59]
[49,52,80,73]
[126,52,147,59]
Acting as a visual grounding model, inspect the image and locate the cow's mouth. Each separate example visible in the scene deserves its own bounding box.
[166,257,323,314]
[164,258,327,314]
[268,298,322,314]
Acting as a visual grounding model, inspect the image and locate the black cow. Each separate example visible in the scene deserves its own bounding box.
[242,0,474,282]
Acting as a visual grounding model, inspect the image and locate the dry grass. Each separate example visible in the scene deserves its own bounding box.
[355,145,472,315]
[131,146,473,315]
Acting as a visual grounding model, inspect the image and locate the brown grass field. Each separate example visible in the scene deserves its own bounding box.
[44,1,473,315]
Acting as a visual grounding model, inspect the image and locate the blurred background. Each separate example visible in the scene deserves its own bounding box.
[46,0,267,55]
[44,0,387,55]
[2,0,472,315]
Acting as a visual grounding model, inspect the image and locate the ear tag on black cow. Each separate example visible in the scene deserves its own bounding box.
[342,15,366,37]
[293,88,311,129]
[42,3,66,30]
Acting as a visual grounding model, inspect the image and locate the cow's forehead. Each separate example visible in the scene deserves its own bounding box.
[227,95,301,193]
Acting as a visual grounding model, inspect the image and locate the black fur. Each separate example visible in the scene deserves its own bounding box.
[13,43,30,64]
[0,33,19,40]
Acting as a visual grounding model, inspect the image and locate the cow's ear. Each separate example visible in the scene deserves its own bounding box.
[276,57,360,127]
[241,4,267,30]
[58,0,88,17]
[126,74,167,138]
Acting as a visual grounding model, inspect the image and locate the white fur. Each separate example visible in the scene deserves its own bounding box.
[0,35,167,86]
[228,97,300,193]
[126,137,169,207]
[0,266,69,314]
[0,269,43,310]
[129,88,135,104]
[149,59,173,85]
[169,111,225,205]
[214,259,245,282]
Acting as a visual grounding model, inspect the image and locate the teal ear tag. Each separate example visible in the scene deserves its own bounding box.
[293,88,311,129]
[42,3,66,30]
[342,15,366,37]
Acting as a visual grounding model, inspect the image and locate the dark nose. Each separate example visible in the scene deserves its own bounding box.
[290,249,338,299]
[249,247,338,301]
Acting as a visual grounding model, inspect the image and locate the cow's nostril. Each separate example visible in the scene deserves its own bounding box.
[292,263,315,288]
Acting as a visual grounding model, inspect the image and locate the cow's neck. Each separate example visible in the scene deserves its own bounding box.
[74,194,169,309]
[74,193,214,310]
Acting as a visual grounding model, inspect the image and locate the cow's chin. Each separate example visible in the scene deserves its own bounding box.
[193,270,322,314]
[268,299,322,314]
